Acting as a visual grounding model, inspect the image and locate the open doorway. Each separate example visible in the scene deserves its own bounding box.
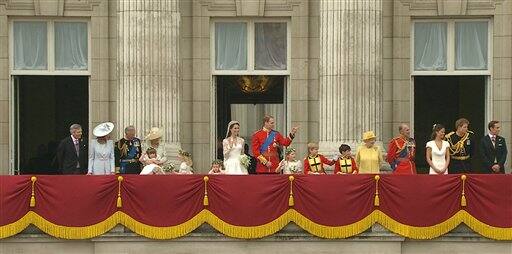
[14,75,89,174]
[215,75,286,161]
[414,76,486,173]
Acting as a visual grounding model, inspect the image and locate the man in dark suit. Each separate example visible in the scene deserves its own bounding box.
[480,121,507,174]
[56,124,88,174]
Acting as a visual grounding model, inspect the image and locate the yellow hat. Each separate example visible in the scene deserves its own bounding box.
[362,131,376,141]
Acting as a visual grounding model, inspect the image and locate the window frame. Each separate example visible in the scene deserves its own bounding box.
[211,18,291,76]
[411,18,492,76]
[9,17,91,76]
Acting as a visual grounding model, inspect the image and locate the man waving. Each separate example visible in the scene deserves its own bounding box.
[252,115,299,174]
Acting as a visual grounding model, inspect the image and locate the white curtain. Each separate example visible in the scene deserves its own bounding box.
[456,22,488,70]
[231,103,285,154]
[255,23,287,70]
[13,21,47,70]
[414,22,447,71]
[55,22,88,70]
[215,22,247,70]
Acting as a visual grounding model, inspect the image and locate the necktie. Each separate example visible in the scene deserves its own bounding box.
[74,140,80,168]
[74,140,80,156]
[491,136,496,147]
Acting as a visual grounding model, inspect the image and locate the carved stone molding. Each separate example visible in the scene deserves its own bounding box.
[1,0,101,13]
[399,0,504,15]
[199,0,299,16]
[34,0,64,16]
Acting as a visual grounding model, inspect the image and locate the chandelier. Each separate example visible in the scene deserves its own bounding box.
[237,75,273,94]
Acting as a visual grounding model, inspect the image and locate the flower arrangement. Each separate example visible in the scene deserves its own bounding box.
[178,149,191,158]
[162,163,176,173]
[239,154,251,169]
[288,163,299,173]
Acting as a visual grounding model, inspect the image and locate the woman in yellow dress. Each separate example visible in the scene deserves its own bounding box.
[355,131,384,174]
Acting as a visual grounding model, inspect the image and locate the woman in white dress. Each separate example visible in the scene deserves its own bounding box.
[426,124,451,175]
[139,127,168,167]
[88,122,115,175]
[223,121,248,175]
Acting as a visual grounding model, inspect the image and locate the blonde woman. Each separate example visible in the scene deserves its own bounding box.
[88,122,115,175]
[139,127,167,167]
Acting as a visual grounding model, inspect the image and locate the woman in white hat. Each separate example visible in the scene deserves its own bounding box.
[139,127,167,166]
[88,122,115,175]
[355,131,383,174]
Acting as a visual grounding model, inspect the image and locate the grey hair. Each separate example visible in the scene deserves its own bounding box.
[398,123,408,132]
[69,124,82,133]
[124,125,135,134]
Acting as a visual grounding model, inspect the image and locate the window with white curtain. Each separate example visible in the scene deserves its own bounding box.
[412,19,490,74]
[55,22,88,70]
[212,19,289,74]
[414,22,447,71]
[215,22,247,70]
[255,23,287,70]
[13,21,47,70]
[11,19,89,73]
[456,22,488,70]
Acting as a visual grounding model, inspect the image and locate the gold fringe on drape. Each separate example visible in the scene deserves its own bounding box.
[1,210,511,240]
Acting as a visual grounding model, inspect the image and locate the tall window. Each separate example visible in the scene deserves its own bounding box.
[414,22,447,71]
[11,19,90,74]
[212,19,290,75]
[412,19,491,74]
[455,21,488,70]
[215,22,247,70]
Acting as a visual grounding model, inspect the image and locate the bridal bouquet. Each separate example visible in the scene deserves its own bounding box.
[162,163,176,174]
[288,163,299,173]
[239,154,251,169]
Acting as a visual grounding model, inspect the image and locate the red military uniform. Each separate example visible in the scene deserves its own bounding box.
[252,128,294,174]
[386,136,416,174]
[303,154,335,174]
[334,156,359,174]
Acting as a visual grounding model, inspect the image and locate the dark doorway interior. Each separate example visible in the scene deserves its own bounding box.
[414,76,486,174]
[216,75,285,160]
[16,76,89,174]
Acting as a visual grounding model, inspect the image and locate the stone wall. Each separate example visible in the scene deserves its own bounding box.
[1,224,510,254]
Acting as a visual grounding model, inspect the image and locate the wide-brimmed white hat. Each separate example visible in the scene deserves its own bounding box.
[93,122,114,137]
[145,127,163,140]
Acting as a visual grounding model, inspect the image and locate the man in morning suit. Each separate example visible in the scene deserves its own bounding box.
[56,123,88,174]
[480,121,507,174]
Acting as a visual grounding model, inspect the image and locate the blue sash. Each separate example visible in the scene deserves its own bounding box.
[390,148,408,171]
[260,130,277,154]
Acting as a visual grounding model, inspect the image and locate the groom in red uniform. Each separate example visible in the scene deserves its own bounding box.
[252,115,299,174]
[386,123,417,174]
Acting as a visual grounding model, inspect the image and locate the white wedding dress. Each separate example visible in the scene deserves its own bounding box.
[223,137,248,175]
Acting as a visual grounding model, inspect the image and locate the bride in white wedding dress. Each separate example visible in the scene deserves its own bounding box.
[222,121,248,175]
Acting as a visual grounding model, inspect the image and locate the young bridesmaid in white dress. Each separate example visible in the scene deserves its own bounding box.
[276,148,302,174]
[426,124,451,175]
[222,121,248,175]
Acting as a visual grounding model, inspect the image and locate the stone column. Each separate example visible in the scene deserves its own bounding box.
[318,0,383,157]
[117,0,181,158]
